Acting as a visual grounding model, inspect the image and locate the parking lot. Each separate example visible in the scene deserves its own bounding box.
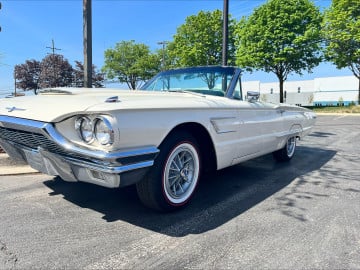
[1,115,359,269]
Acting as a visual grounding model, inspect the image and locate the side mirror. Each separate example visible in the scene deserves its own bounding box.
[247,91,260,103]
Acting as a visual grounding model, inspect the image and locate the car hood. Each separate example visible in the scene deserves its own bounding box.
[0,88,227,122]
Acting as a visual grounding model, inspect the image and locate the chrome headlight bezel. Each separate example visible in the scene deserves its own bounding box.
[74,115,114,146]
[75,116,94,144]
[94,116,114,146]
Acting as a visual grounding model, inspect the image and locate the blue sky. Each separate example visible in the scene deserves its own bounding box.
[0,0,353,94]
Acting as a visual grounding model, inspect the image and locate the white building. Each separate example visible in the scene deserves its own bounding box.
[243,75,359,106]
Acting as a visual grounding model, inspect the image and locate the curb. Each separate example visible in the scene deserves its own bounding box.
[315,112,360,116]
[0,153,39,176]
[0,171,40,176]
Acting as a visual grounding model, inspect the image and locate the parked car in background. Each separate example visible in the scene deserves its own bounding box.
[0,66,316,211]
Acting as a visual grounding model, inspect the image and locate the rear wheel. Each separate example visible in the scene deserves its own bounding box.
[273,136,296,162]
[136,131,201,212]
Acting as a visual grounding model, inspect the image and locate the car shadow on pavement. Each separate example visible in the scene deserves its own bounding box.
[307,131,336,138]
[43,146,336,237]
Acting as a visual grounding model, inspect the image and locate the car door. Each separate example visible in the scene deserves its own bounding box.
[236,101,285,159]
[230,81,267,160]
[236,102,267,158]
[231,81,284,161]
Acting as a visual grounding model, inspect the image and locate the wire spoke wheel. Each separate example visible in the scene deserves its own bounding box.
[163,143,200,205]
[286,137,296,158]
[136,131,202,211]
[273,136,297,162]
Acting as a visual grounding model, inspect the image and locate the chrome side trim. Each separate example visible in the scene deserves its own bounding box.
[210,117,237,134]
[0,116,47,131]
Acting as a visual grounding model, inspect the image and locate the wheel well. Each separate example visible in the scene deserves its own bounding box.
[163,122,217,173]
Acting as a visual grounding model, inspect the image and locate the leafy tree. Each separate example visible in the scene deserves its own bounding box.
[102,40,160,89]
[323,0,360,104]
[168,10,237,67]
[39,54,73,88]
[73,61,105,88]
[235,0,323,103]
[14,59,41,91]
[14,57,105,91]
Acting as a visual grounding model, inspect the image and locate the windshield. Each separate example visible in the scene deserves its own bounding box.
[141,67,236,97]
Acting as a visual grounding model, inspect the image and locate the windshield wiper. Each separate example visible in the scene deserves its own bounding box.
[166,90,206,97]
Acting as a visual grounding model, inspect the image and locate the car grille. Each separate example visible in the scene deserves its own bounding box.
[0,126,50,149]
[0,126,85,160]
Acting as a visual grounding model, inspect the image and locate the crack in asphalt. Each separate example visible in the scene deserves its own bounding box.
[0,240,18,269]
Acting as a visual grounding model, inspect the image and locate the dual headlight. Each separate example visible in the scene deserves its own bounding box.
[75,116,114,146]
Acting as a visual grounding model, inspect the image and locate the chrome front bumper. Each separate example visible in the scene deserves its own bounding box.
[0,116,159,188]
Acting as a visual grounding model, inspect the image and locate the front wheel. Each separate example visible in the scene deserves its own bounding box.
[273,136,296,162]
[136,131,201,212]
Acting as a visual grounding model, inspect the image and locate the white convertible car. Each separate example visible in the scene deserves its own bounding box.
[0,66,316,211]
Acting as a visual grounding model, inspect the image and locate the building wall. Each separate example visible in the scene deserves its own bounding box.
[242,81,261,92]
[242,75,359,106]
[314,76,357,91]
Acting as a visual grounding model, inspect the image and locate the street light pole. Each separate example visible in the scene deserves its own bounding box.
[13,69,16,97]
[222,0,229,66]
[157,41,168,70]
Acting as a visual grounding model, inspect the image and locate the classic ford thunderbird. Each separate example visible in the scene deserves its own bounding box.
[0,66,316,211]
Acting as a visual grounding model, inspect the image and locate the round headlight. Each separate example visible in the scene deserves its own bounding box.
[75,117,94,143]
[94,117,114,145]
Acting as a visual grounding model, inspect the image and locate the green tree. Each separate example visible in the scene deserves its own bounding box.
[168,9,237,67]
[236,0,323,103]
[323,0,360,104]
[102,40,160,89]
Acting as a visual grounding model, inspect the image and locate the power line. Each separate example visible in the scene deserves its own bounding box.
[46,39,61,88]
[0,2,2,32]
[46,39,61,55]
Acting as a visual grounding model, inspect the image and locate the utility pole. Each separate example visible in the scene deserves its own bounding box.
[0,2,2,32]
[46,39,61,87]
[46,39,61,56]
[83,0,92,88]
[157,41,168,70]
[222,0,229,66]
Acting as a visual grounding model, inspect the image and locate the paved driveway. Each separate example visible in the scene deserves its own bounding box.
[0,115,359,269]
